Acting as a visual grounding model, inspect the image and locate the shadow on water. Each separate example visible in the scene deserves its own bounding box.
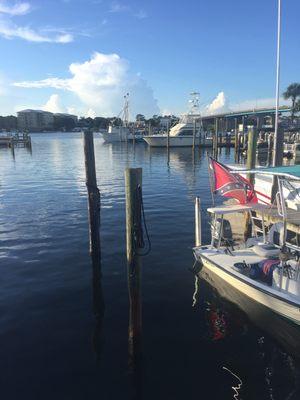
[192,265,300,399]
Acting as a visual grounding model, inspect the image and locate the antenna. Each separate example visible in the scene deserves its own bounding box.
[273,0,281,166]
[189,91,200,115]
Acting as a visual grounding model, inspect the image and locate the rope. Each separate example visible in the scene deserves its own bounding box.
[133,184,151,257]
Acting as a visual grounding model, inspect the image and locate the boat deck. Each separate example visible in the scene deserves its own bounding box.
[194,246,265,268]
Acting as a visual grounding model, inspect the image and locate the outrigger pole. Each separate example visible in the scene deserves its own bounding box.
[273,0,282,166]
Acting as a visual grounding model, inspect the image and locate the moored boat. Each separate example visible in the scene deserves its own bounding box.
[193,158,300,325]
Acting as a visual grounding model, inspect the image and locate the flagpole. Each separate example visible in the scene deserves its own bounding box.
[273,0,281,166]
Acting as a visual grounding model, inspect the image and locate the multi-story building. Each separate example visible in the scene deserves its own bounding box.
[54,113,78,124]
[17,110,55,131]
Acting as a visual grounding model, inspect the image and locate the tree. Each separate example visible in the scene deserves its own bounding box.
[136,114,145,122]
[283,83,300,122]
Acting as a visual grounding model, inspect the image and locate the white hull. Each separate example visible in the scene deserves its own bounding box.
[143,135,212,147]
[196,251,300,325]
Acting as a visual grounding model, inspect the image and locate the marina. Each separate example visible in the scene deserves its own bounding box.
[1,0,300,398]
[1,134,300,399]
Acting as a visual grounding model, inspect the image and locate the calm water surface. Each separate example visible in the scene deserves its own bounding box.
[0,133,300,400]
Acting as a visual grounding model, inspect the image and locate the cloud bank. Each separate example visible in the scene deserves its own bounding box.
[14,52,159,117]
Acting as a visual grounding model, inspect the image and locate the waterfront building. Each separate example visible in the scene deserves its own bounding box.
[54,113,78,123]
[17,109,54,132]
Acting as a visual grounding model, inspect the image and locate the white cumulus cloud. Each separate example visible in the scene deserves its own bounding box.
[14,52,159,117]
[0,1,31,16]
[205,92,230,115]
[43,94,66,113]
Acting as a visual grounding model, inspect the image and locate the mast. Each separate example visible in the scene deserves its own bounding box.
[272,0,282,166]
[123,93,130,127]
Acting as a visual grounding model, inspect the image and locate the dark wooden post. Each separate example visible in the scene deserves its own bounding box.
[213,118,218,159]
[273,126,284,166]
[83,131,104,318]
[244,127,257,240]
[125,168,143,357]
[267,134,273,167]
[193,118,196,150]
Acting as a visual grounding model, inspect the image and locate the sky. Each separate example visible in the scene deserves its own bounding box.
[0,0,299,118]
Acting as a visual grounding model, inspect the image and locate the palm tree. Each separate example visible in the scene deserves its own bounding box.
[283,83,300,122]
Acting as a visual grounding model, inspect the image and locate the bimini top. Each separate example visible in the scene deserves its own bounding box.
[234,165,300,181]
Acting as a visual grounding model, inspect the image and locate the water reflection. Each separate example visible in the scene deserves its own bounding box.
[193,266,300,399]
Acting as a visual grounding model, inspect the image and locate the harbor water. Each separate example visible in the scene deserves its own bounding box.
[1,132,300,400]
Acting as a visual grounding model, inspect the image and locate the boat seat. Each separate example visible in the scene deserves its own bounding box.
[252,243,281,258]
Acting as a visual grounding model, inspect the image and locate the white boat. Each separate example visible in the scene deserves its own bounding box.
[101,125,130,143]
[193,168,300,325]
[230,164,300,210]
[143,92,213,147]
[143,117,212,147]
[101,93,131,143]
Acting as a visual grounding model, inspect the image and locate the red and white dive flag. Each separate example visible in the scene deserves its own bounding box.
[208,158,258,204]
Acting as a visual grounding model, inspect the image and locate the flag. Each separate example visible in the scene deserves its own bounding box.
[208,157,257,204]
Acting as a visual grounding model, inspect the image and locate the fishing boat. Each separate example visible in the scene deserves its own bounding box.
[101,93,131,143]
[193,158,300,325]
[143,92,213,148]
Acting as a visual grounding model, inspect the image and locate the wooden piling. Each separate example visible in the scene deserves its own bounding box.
[193,118,196,150]
[267,134,273,166]
[273,126,284,167]
[213,118,218,159]
[244,127,257,240]
[246,126,257,180]
[83,131,104,318]
[125,168,143,355]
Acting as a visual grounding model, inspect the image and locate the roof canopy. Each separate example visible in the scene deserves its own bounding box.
[233,165,300,181]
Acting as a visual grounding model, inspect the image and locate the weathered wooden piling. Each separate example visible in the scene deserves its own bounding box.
[273,126,284,166]
[213,118,218,159]
[125,168,143,355]
[267,134,273,166]
[83,131,104,318]
[244,126,257,240]
[193,119,196,150]
[246,127,257,169]
[234,118,239,160]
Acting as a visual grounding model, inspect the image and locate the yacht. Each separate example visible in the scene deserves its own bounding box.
[143,92,213,148]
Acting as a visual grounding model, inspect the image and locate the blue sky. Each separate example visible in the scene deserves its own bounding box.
[0,0,299,118]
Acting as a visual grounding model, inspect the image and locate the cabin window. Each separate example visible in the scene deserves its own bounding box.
[178,130,193,136]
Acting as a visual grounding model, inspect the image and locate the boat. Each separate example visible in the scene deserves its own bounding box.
[230,164,300,210]
[101,93,131,143]
[143,92,213,148]
[0,132,13,146]
[193,159,300,325]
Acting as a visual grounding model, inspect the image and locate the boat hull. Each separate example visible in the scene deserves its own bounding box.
[143,135,212,147]
[197,254,300,325]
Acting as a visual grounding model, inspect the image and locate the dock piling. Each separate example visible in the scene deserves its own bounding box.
[125,168,143,357]
[193,119,196,151]
[83,131,104,317]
